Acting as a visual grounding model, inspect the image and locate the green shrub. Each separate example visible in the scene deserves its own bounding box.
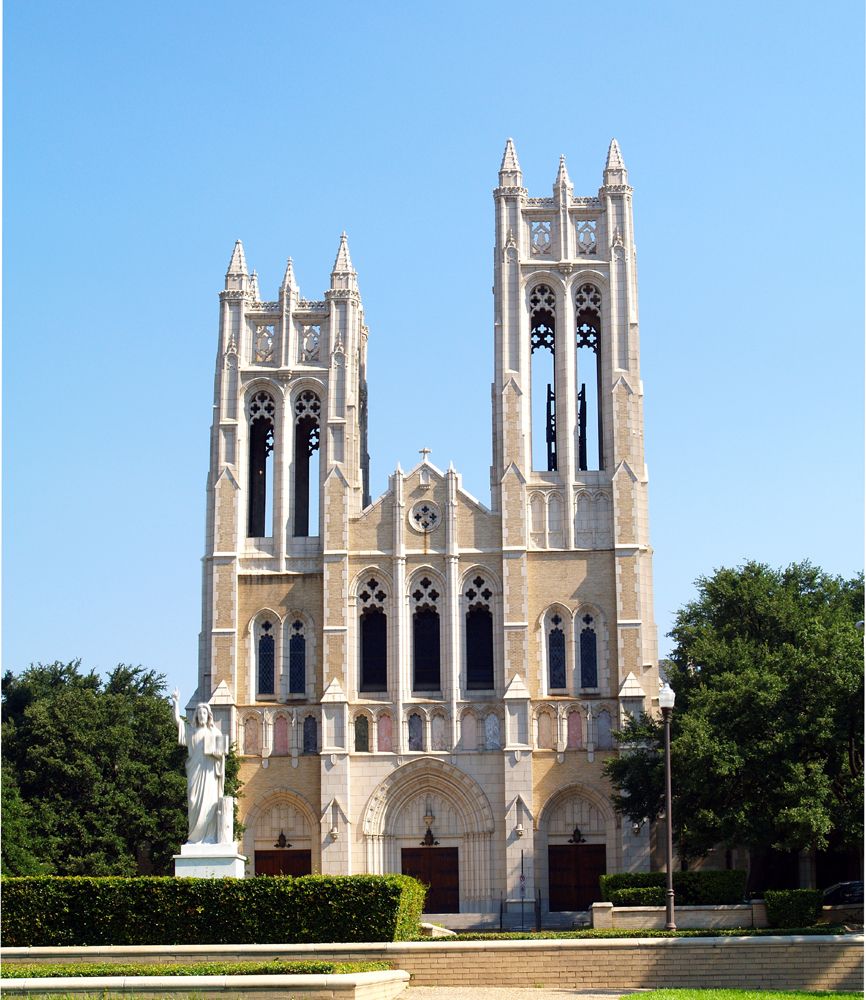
[609,886,666,906]
[599,870,746,905]
[599,872,665,900]
[0,874,426,947]
[673,869,746,905]
[764,889,822,929]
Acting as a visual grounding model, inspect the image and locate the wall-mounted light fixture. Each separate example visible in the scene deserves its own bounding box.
[420,814,439,847]
[515,823,525,838]
[329,825,339,841]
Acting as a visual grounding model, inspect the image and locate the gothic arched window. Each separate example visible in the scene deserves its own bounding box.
[460,711,478,750]
[377,713,392,752]
[257,620,276,696]
[548,614,566,690]
[431,713,447,750]
[579,613,599,689]
[575,283,603,471]
[288,620,306,695]
[408,712,424,751]
[536,710,555,750]
[272,715,289,756]
[247,391,275,537]
[529,284,557,472]
[359,578,387,692]
[243,715,260,755]
[293,390,321,538]
[302,714,318,754]
[596,709,613,749]
[354,714,370,752]
[465,575,494,690]
[567,709,583,749]
[412,576,441,691]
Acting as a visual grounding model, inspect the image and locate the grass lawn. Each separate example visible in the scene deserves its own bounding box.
[1,959,390,978]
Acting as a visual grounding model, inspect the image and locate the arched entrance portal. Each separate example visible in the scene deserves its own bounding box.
[363,757,495,912]
[537,784,617,911]
[242,789,317,876]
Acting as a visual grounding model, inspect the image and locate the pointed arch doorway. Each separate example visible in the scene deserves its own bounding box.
[363,757,495,913]
[538,783,616,912]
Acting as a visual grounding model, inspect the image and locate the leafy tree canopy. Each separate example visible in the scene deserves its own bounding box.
[1,660,187,876]
[605,561,863,862]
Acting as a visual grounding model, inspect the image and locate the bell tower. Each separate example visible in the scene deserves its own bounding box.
[492,138,658,715]
[198,235,370,705]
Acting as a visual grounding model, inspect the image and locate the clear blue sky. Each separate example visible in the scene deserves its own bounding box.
[5,1,864,700]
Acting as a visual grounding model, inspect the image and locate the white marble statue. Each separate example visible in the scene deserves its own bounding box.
[172,691,230,844]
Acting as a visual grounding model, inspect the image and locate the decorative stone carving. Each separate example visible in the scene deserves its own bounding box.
[253,325,274,363]
[576,220,598,255]
[530,220,552,256]
[301,325,321,361]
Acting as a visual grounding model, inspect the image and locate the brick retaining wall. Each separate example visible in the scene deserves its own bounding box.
[3,936,862,992]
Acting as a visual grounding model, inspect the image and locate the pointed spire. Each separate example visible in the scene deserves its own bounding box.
[498,137,523,188]
[555,154,572,188]
[332,232,354,273]
[249,269,260,301]
[281,257,298,296]
[329,232,358,294]
[224,239,249,292]
[554,153,573,205]
[226,239,247,276]
[606,138,625,170]
[603,138,629,187]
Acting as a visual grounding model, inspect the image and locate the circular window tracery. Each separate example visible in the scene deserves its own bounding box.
[409,500,441,533]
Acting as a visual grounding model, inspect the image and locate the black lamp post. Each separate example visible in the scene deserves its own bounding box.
[659,681,676,931]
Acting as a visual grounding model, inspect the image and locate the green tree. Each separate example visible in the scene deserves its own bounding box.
[1,760,47,875]
[1,661,187,875]
[605,562,864,865]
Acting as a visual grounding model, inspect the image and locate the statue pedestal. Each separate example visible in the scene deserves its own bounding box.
[173,842,247,878]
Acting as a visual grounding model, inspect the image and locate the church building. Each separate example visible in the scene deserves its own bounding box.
[196,139,661,918]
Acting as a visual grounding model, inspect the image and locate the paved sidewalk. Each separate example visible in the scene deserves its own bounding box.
[407,989,642,999]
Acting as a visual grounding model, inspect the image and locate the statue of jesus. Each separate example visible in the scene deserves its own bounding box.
[172,691,229,844]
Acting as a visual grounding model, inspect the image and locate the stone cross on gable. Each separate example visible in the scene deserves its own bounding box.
[419,447,431,462]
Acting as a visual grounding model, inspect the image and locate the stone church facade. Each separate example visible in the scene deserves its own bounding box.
[197,139,660,916]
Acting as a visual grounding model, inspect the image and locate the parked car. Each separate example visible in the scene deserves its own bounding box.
[821,881,863,905]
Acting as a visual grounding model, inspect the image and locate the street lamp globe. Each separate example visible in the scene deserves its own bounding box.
[659,681,676,711]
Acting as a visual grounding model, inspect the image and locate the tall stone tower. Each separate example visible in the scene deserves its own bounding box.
[195,140,660,918]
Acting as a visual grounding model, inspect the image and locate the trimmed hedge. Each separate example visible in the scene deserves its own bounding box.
[765,889,822,929]
[0,875,426,947]
[599,870,747,905]
[609,886,666,906]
